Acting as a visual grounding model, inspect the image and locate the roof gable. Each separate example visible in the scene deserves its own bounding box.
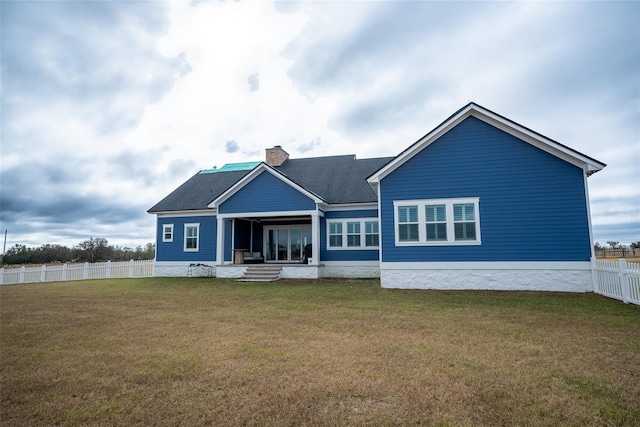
[148,155,393,214]
[208,162,323,209]
[367,103,606,185]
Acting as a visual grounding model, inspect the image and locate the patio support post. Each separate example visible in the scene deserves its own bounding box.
[311,211,320,265]
[250,219,254,253]
[231,219,236,255]
[216,216,224,265]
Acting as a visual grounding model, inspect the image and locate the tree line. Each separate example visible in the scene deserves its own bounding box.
[594,241,640,258]
[594,241,640,251]
[1,238,155,266]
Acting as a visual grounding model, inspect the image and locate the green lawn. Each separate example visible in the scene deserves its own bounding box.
[1,278,639,426]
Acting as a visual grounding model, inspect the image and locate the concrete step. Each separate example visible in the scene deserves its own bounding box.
[241,272,281,277]
[238,265,282,282]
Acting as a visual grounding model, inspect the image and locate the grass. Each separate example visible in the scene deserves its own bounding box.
[1,278,639,426]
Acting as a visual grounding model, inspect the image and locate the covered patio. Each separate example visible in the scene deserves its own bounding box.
[214,211,322,279]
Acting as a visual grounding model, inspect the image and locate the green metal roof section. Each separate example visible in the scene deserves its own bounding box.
[199,161,261,174]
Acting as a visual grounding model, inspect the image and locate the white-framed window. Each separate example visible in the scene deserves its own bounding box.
[454,203,477,241]
[365,221,379,247]
[394,198,480,245]
[329,222,343,247]
[397,205,419,242]
[347,222,361,247]
[326,218,379,250]
[425,205,446,241]
[162,224,174,242]
[184,223,200,251]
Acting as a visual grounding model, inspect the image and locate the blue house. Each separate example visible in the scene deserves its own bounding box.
[148,103,605,291]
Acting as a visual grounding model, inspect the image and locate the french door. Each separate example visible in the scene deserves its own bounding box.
[265,226,312,262]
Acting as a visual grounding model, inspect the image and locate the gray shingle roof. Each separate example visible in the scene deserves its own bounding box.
[148,170,250,213]
[277,155,392,204]
[148,154,393,213]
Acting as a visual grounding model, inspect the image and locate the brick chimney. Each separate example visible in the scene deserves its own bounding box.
[265,145,289,166]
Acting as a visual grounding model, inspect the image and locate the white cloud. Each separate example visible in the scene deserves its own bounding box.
[2,0,638,248]
[124,0,357,199]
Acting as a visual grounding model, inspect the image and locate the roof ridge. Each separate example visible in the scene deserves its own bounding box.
[200,161,262,174]
[282,154,395,163]
[285,154,356,161]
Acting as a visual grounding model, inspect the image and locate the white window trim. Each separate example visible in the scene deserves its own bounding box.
[328,222,343,248]
[162,224,174,243]
[326,218,379,250]
[184,223,200,252]
[425,205,447,242]
[365,221,379,247]
[346,222,361,247]
[393,198,481,246]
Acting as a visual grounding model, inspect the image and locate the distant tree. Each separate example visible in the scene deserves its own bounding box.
[594,242,602,250]
[606,241,620,249]
[142,243,155,259]
[75,237,113,263]
[631,241,640,249]
[2,239,155,265]
[2,244,32,265]
[36,244,73,263]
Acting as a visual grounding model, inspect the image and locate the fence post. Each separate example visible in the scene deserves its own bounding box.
[62,264,67,281]
[591,257,599,293]
[106,261,112,279]
[83,262,89,280]
[40,265,46,282]
[129,259,134,278]
[0,268,3,285]
[618,259,630,304]
[19,266,25,284]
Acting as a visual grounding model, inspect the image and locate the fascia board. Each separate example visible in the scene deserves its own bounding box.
[155,209,217,217]
[208,163,324,209]
[320,202,379,211]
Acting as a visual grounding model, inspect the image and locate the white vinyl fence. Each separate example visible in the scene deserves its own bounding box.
[0,259,154,285]
[592,259,640,305]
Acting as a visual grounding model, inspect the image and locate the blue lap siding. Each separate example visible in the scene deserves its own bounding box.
[219,171,316,214]
[323,209,379,219]
[156,215,217,261]
[380,117,591,262]
[321,209,380,262]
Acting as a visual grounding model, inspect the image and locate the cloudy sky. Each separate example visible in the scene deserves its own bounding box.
[1,0,639,250]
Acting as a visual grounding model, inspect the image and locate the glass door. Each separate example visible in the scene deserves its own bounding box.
[277,229,289,261]
[291,229,301,262]
[264,226,311,262]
